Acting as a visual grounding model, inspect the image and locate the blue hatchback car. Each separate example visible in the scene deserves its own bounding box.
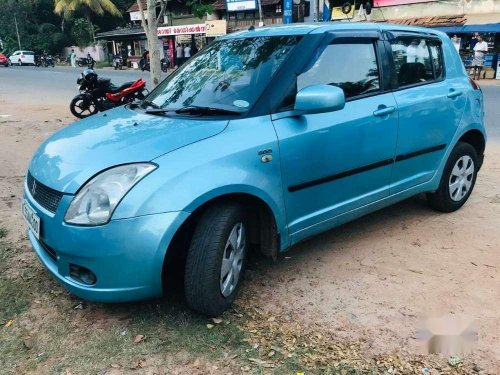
[23,23,485,316]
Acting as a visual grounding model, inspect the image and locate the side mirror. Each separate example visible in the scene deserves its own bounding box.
[294,84,345,115]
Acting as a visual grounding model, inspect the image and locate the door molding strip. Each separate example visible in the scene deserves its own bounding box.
[288,144,446,193]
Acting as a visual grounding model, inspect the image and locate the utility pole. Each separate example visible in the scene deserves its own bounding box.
[14,14,21,50]
[315,0,320,22]
[257,0,263,26]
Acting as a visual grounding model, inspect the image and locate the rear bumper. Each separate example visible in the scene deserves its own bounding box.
[24,185,189,302]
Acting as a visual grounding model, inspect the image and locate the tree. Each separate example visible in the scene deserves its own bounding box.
[54,0,121,42]
[136,0,168,87]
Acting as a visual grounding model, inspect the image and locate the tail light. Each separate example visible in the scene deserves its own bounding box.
[469,77,480,90]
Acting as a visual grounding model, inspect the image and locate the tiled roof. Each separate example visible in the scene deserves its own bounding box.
[379,15,466,27]
[127,0,147,13]
[96,26,145,38]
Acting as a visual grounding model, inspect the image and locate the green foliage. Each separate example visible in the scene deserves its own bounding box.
[0,0,128,55]
[72,18,94,46]
[186,0,216,19]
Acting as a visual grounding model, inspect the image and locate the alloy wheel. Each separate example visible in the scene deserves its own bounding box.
[220,222,246,297]
[448,155,474,202]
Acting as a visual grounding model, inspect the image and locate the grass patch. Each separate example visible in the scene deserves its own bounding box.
[94,61,111,69]
[0,277,31,321]
[0,226,8,238]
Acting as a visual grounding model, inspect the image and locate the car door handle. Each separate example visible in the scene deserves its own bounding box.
[373,106,396,117]
[447,89,463,99]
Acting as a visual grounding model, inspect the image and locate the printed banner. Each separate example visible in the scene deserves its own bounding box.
[157,24,206,36]
[226,0,257,12]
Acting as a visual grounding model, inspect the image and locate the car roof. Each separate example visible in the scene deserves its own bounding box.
[220,22,446,40]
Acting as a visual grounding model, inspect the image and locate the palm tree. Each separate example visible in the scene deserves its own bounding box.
[54,0,121,41]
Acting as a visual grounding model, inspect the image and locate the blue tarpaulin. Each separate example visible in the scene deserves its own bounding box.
[431,23,500,34]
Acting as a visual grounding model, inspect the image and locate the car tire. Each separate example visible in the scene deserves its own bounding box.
[427,142,478,212]
[185,203,248,316]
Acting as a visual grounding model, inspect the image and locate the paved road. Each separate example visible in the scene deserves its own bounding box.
[0,65,163,104]
[0,65,499,140]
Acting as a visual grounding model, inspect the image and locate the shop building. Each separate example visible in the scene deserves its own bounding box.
[96,0,225,68]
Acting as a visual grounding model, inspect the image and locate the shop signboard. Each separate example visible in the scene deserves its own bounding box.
[226,0,257,12]
[205,20,227,37]
[157,24,206,36]
[129,11,147,21]
[283,0,293,24]
[374,0,436,6]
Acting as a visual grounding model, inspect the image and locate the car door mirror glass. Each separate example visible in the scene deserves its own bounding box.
[294,85,345,115]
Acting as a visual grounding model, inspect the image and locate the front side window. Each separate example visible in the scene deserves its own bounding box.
[146,36,300,113]
[297,41,380,99]
[390,37,437,87]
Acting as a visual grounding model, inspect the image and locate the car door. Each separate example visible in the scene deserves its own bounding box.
[271,36,398,244]
[9,51,19,64]
[387,34,467,193]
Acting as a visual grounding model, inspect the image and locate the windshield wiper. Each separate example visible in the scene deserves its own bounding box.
[144,107,174,116]
[141,99,160,109]
[175,106,242,116]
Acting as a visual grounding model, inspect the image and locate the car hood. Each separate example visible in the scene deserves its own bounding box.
[29,106,228,193]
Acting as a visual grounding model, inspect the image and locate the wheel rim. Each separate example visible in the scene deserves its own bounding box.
[220,222,246,297]
[73,99,96,117]
[448,155,474,202]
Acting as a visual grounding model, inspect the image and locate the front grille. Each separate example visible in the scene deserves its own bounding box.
[26,172,63,213]
[40,240,57,262]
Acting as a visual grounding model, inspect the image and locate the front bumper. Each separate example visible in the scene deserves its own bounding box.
[24,183,189,303]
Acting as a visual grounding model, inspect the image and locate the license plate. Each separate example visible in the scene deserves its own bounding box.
[22,199,41,239]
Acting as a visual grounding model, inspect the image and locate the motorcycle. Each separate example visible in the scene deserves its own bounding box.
[42,55,55,67]
[113,55,123,70]
[140,57,169,72]
[76,57,95,69]
[70,69,148,119]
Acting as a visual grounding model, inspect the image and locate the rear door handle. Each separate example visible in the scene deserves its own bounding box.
[447,89,463,98]
[373,106,396,117]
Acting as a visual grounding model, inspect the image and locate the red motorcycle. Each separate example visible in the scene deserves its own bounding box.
[70,69,147,119]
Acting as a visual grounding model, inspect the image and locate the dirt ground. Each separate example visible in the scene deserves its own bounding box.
[0,95,499,374]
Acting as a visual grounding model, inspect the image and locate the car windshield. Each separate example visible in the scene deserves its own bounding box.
[145,35,301,114]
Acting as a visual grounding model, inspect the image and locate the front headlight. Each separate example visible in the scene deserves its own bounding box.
[64,163,157,226]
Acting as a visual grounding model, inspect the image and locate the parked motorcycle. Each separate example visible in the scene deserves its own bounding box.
[70,70,147,119]
[113,54,123,70]
[140,57,169,72]
[42,55,55,67]
[140,56,150,72]
[76,57,95,69]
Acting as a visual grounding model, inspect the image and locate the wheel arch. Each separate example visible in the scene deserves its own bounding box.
[161,191,281,291]
[457,129,485,169]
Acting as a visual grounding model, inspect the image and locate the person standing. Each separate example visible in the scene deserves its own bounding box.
[175,43,183,67]
[70,49,77,68]
[451,35,460,52]
[86,52,95,69]
[472,34,488,79]
[184,44,191,62]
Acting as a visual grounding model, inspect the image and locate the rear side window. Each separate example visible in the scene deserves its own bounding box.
[297,41,380,99]
[24,52,34,55]
[428,43,444,80]
[390,37,444,87]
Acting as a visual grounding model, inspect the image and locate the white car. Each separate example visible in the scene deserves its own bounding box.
[9,50,35,66]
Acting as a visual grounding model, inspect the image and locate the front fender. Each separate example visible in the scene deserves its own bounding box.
[113,115,288,246]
